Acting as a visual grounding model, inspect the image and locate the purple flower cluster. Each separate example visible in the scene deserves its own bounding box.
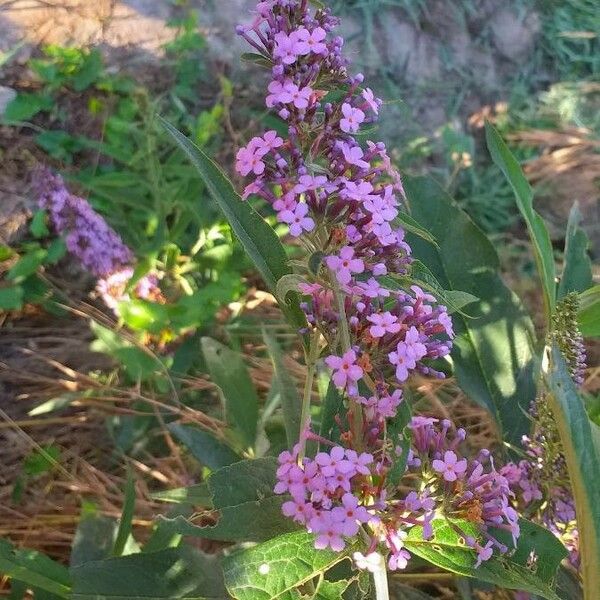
[36,168,133,278]
[275,444,376,551]
[238,0,514,572]
[274,417,519,570]
[35,167,161,310]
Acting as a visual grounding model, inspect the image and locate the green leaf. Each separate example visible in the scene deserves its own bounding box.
[0,285,24,310]
[223,531,353,600]
[70,546,228,600]
[71,515,118,567]
[240,52,273,69]
[168,423,241,470]
[404,176,536,443]
[45,238,67,264]
[201,337,259,449]
[151,483,212,507]
[404,520,561,600]
[112,470,136,556]
[159,458,298,542]
[30,210,49,238]
[485,122,556,319]
[544,344,600,598]
[394,211,439,247]
[0,537,71,598]
[160,118,306,332]
[263,329,302,446]
[391,584,436,599]
[7,248,47,281]
[558,203,593,300]
[3,92,52,121]
[577,285,600,338]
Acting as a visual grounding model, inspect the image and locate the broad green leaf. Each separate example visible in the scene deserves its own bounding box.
[112,470,136,556]
[404,176,536,443]
[544,344,600,598]
[485,122,556,318]
[263,329,302,446]
[0,537,71,598]
[159,458,299,542]
[240,52,272,69]
[223,531,353,600]
[557,203,593,300]
[151,483,212,507]
[0,285,24,310]
[168,423,241,470]
[578,285,600,338]
[404,520,562,599]
[201,337,259,450]
[160,118,305,331]
[70,546,227,600]
[71,515,118,567]
[7,248,47,281]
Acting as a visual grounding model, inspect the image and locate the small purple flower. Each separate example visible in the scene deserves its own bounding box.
[403,326,428,361]
[279,203,315,236]
[367,312,401,338]
[326,246,364,285]
[273,31,300,64]
[284,81,313,109]
[311,512,346,551]
[339,142,369,169]
[432,450,468,482]
[362,87,380,114]
[235,143,266,176]
[295,26,328,54]
[325,350,364,391]
[388,342,417,382]
[266,79,293,107]
[340,103,365,133]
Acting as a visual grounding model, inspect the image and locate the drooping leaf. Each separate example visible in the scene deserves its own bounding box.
[160,119,305,331]
[223,531,353,600]
[404,520,562,600]
[201,337,259,450]
[544,344,600,598]
[3,92,53,121]
[112,469,136,557]
[557,203,593,300]
[168,423,241,470]
[577,285,600,338]
[404,176,536,443]
[70,546,227,600]
[263,329,302,446]
[159,458,299,542]
[0,537,71,598]
[485,122,556,319]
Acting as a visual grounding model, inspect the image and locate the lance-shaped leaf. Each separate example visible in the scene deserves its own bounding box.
[404,520,564,600]
[158,458,299,542]
[201,337,259,450]
[70,546,227,600]
[557,203,593,300]
[404,176,536,444]
[223,531,353,600]
[485,122,556,319]
[0,537,71,598]
[161,118,306,331]
[544,344,600,599]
